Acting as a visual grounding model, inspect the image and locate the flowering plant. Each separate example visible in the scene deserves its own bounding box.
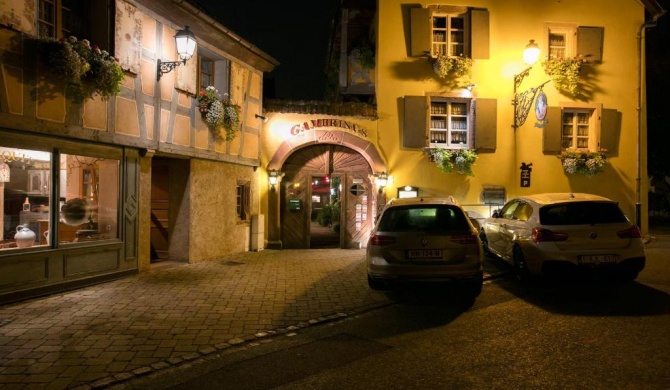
[560,148,607,176]
[432,54,473,80]
[426,148,478,176]
[39,36,124,102]
[198,88,241,141]
[542,56,586,96]
[349,41,375,70]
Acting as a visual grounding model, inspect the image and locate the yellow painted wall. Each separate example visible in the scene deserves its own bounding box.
[375,0,648,229]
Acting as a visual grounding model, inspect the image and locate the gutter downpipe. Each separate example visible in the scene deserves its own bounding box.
[636,9,666,229]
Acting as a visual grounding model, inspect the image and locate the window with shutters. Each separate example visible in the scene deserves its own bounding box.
[561,108,597,150]
[410,7,488,60]
[544,24,576,59]
[38,0,88,39]
[198,48,231,98]
[431,13,468,57]
[237,181,250,221]
[429,98,472,149]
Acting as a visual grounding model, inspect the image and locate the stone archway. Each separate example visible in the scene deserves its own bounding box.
[279,144,377,249]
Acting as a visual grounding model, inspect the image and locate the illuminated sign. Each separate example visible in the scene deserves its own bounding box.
[290,119,367,138]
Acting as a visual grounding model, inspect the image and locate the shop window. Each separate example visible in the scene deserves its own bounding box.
[237,181,250,221]
[59,154,119,244]
[410,7,489,59]
[0,142,120,250]
[403,95,497,150]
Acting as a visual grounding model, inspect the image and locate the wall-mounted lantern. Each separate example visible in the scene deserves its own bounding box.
[374,172,388,193]
[268,169,283,191]
[512,39,542,130]
[157,26,197,81]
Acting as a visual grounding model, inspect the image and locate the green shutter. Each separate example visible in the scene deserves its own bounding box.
[410,8,431,57]
[403,96,428,148]
[577,26,604,63]
[470,9,490,60]
[600,108,621,156]
[474,98,496,150]
[543,107,562,154]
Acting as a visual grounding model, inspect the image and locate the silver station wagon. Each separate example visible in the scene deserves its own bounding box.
[366,197,483,296]
[479,193,646,282]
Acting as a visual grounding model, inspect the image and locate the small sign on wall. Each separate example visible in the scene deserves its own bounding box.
[520,162,532,187]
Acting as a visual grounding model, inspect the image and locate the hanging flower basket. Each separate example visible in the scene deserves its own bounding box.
[542,56,586,96]
[432,54,473,80]
[560,148,608,176]
[197,87,241,141]
[38,36,124,103]
[425,148,478,176]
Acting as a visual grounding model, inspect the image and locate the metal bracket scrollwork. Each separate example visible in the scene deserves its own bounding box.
[513,80,550,130]
[157,59,187,81]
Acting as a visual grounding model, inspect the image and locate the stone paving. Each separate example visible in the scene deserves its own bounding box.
[0,248,510,389]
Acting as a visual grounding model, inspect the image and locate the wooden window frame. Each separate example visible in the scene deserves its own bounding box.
[544,23,577,60]
[236,181,250,221]
[428,96,473,150]
[37,0,89,40]
[430,12,469,58]
[559,102,602,151]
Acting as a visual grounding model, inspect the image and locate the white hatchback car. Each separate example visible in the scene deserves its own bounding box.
[480,193,646,282]
[366,197,483,296]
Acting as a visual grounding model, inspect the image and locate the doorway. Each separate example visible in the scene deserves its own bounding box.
[150,157,190,263]
[310,175,341,248]
[280,144,376,249]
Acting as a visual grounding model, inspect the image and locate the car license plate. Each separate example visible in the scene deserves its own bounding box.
[578,255,618,264]
[407,249,443,259]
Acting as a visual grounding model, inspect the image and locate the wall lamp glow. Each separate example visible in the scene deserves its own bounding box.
[512,39,543,130]
[157,26,197,82]
[255,114,268,122]
[375,172,388,193]
[268,169,284,191]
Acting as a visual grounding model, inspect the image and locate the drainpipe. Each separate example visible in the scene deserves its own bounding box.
[636,8,666,228]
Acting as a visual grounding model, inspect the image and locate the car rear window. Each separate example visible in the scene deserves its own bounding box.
[539,201,627,225]
[378,205,470,233]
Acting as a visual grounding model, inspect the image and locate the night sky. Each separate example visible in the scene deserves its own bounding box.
[194,0,340,101]
[196,1,670,175]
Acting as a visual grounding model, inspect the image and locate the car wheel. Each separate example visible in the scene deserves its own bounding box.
[619,270,639,283]
[479,230,492,257]
[463,274,483,298]
[513,246,532,283]
[368,275,388,291]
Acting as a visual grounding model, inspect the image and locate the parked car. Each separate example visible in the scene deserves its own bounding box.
[366,197,483,296]
[479,193,646,282]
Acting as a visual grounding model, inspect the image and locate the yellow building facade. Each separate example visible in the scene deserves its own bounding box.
[259,0,664,249]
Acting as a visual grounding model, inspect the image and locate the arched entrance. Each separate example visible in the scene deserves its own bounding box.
[280,144,377,249]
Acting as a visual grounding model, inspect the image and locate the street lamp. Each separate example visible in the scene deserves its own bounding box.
[157,26,197,81]
[512,40,543,130]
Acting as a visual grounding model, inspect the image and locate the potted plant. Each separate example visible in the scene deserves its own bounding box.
[349,41,375,70]
[560,148,608,176]
[426,148,478,176]
[39,36,124,102]
[432,54,473,80]
[198,88,241,142]
[542,56,586,96]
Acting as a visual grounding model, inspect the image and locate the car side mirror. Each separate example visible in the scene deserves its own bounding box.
[491,211,500,218]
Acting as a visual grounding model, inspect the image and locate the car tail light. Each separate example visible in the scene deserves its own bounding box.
[532,228,568,243]
[370,234,396,246]
[450,232,479,245]
[617,225,642,239]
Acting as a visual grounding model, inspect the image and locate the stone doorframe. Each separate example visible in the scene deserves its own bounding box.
[265,130,387,248]
[266,130,386,172]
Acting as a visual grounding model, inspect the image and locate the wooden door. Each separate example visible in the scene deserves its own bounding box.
[280,144,372,249]
[150,162,169,261]
[342,173,373,248]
